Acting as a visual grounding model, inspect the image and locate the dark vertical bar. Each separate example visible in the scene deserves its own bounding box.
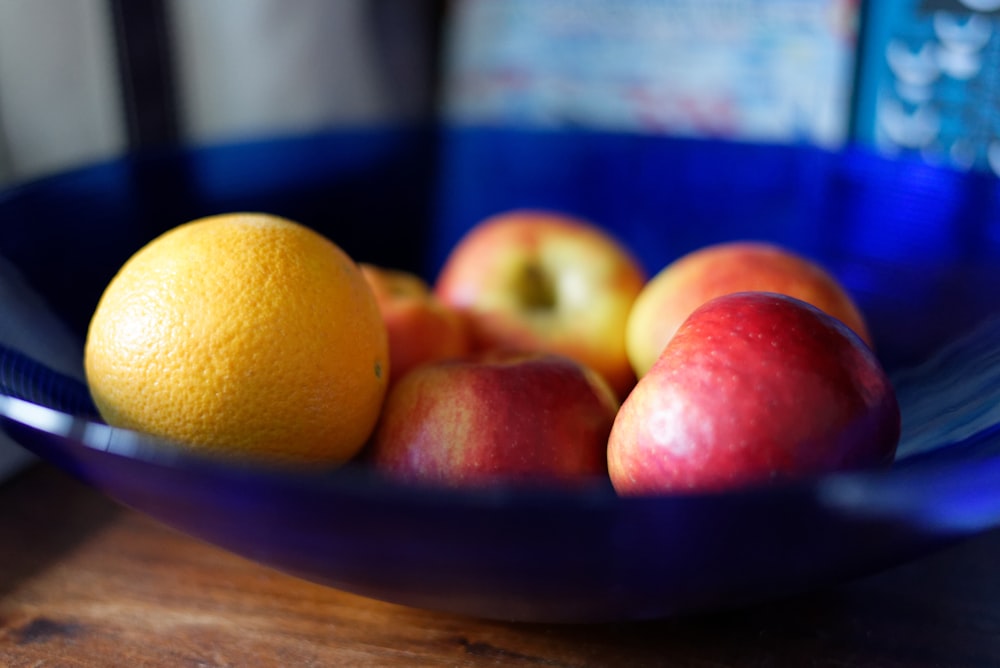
[370,0,449,119]
[847,0,873,143]
[108,0,179,150]
[423,0,449,117]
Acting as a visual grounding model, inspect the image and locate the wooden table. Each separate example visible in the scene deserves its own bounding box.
[2,463,999,667]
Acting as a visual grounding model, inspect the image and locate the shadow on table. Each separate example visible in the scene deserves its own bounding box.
[479,529,1000,667]
[0,463,122,599]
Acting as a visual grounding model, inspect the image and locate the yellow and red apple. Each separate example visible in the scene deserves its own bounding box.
[360,263,470,387]
[609,292,900,496]
[625,241,873,378]
[368,351,619,490]
[434,210,646,399]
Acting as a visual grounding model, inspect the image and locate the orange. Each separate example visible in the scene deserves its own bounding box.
[84,212,389,467]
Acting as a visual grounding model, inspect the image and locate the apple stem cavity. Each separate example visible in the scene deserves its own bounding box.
[514,262,557,311]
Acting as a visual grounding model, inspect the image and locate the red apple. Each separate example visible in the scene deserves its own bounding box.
[434,210,647,399]
[625,241,873,378]
[609,292,900,496]
[368,351,619,489]
[360,263,471,387]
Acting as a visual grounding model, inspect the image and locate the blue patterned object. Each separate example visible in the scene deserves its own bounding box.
[855,1,1000,174]
[2,128,1000,622]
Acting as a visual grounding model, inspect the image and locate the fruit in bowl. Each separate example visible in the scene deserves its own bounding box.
[84,212,389,467]
[608,292,900,496]
[81,207,895,495]
[434,209,647,399]
[360,263,471,387]
[625,241,873,378]
[367,351,619,489]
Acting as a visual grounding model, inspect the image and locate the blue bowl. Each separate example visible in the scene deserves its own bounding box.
[3,127,1000,623]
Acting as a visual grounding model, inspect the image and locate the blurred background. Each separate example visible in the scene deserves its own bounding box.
[2,0,999,187]
[0,0,441,186]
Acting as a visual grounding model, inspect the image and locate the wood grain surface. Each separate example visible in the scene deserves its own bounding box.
[2,463,1000,667]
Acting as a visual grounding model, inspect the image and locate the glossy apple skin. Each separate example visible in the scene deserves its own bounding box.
[360,263,471,387]
[434,210,646,400]
[368,351,619,490]
[609,292,900,496]
[626,241,873,378]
